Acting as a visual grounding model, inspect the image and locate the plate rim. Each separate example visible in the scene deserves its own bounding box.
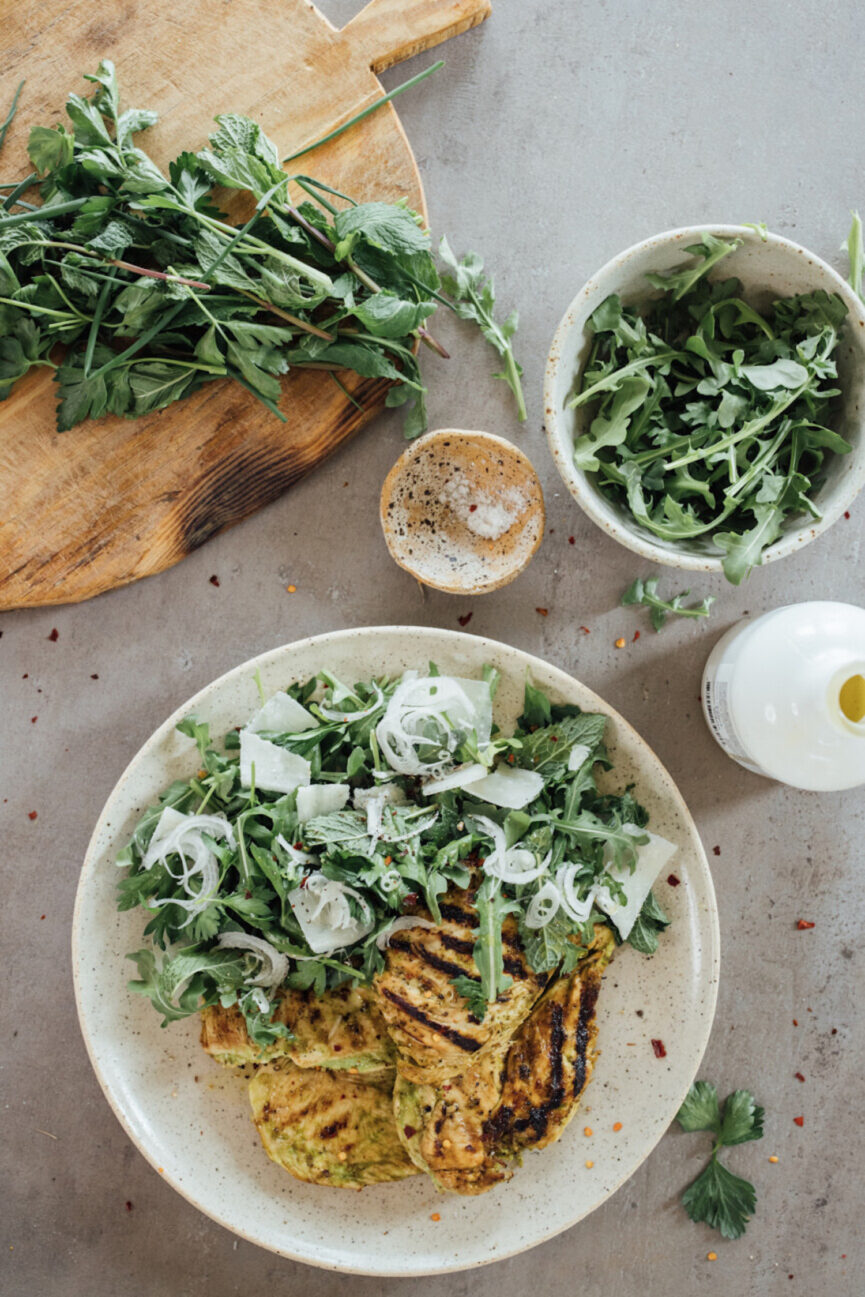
[72,624,720,1275]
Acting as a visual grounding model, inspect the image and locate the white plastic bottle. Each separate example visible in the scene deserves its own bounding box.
[701,601,865,791]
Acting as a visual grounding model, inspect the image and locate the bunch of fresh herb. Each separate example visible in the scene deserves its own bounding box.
[570,233,851,583]
[676,1080,764,1239]
[117,668,669,1042]
[621,574,714,631]
[0,64,525,435]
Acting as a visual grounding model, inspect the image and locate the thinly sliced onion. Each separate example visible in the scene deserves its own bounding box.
[472,815,550,884]
[274,834,316,867]
[557,862,595,923]
[248,987,271,1013]
[375,916,439,950]
[216,932,289,988]
[525,881,562,929]
[379,869,402,893]
[422,763,487,796]
[143,809,234,927]
[317,683,385,723]
[375,674,492,776]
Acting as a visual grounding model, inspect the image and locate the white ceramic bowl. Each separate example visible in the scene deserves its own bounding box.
[73,627,719,1275]
[545,224,865,572]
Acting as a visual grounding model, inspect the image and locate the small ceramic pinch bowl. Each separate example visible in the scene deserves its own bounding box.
[545,224,865,572]
[380,428,545,594]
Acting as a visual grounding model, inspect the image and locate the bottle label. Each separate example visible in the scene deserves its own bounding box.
[703,665,765,775]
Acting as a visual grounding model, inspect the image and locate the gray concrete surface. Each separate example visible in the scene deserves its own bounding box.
[3,1,864,1293]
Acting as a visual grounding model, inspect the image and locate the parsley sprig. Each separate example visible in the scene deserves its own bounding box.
[676,1081,764,1239]
[621,574,715,631]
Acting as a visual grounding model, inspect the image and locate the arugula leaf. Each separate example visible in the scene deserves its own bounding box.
[127,945,246,1024]
[465,875,518,1018]
[439,236,526,421]
[621,574,715,631]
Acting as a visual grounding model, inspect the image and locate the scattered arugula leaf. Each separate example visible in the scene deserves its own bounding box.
[621,574,715,631]
[676,1081,764,1239]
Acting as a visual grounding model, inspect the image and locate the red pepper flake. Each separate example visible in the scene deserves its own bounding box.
[28,811,37,821]
[244,890,252,899]
[209,574,220,587]
[614,637,626,649]
[844,511,851,520]
[794,1072,805,1083]
[568,536,575,545]
[91,673,99,679]
[468,503,478,513]
[536,607,549,616]
[580,625,590,635]
[47,628,59,642]
[831,1027,837,1035]
[30,716,37,724]
[125,1201,133,1212]
[40,914,45,920]
[403,1125,417,1139]
[632,630,640,642]
[650,1038,666,1058]
[793,1019,798,1027]
[712,845,721,856]
[797,919,815,930]
[22,673,28,679]
[793,1115,804,1127]
[507,753,515,763]
[286,584,297,593]
[458,612,473,627]
[667,873,680,887]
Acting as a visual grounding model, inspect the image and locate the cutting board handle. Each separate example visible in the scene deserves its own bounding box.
[341,0,492,73]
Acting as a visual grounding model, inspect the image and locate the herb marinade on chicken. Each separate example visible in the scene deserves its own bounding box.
[200,890,615,1195]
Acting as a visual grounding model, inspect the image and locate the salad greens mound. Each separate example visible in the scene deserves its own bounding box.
[570,232,851,584]
[117,666,674,1047]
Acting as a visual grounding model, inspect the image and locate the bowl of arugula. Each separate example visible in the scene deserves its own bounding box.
[544,224,865,583]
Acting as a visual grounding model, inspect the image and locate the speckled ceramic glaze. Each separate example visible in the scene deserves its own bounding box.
[545,224,865,571]
[73,627,720,1275]
[380,430,545,593]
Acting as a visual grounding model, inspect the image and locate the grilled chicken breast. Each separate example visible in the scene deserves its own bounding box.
[200,982,393,1073]
[374,882,550,1085]
[249,1059,417,1189]
[393,926,615,1193]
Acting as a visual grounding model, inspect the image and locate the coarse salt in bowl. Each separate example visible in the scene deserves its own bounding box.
[379,429,545,594]
[544,224,865,572]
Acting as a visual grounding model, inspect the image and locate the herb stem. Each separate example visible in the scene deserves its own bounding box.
[282,62,444,163]
[0,79,24,152]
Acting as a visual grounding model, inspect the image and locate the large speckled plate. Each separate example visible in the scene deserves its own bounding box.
[73,627,719,1275]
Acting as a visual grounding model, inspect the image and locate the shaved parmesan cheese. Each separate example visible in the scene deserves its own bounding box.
[593,826,678,939]
[567,743,592,772]
[296,783,350,822]
[353,785,407,811]
[288,874,374,954]
[375,915,439,950]
[422,763,487,795]
[248,690,318,735]
[239,731,311,795]
[460,764,544,809]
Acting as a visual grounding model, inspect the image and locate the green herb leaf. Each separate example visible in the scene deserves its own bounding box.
[621,574,715,630]
[681,1157,756,1240]
[677,1081,721,1134]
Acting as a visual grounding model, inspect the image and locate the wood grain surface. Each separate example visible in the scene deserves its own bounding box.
[0,0,491,609]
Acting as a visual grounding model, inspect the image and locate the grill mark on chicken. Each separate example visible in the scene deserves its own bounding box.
[388,934,481,983]
[571,975,599,1098]
[319,1116,350,1140]
[380,988,484,1053]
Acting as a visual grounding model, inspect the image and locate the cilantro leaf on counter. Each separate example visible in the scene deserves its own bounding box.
[676,1081,764,1239]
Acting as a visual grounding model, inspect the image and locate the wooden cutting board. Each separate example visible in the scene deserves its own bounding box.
[0,0,491,609]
